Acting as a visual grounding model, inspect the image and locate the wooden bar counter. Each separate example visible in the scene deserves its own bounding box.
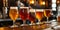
[0,27,22,30]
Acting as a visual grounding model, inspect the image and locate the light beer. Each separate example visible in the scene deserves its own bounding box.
[9,7,18,21]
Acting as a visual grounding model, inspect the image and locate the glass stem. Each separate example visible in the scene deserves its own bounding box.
[23,20,26,30]
[13,20,15,26]
[38,20,41,28]
[13,20,15,30]
[47,17,48,23]
[31,21,33,28]
[38,20,40,24]
[31,21,33,25]
[23,20,26,24]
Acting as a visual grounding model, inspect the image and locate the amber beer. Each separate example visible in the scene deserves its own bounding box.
[44,10,51,17]
[36,10,43,20]
[36,12,43,20]
[9,7,18,21]
[57,16,60,22]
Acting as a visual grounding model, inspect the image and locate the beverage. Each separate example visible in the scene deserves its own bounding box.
[19,7,29,26]
[28,12,35,21]
[9,7,18,21]
[43,9,51,24]
[36,10,44,24]
[28,9,36,21]
[57,16,60,22]
[19,8,28,21]
[36,12,43,20]
[44,10,51,17]
[36,10,43,20]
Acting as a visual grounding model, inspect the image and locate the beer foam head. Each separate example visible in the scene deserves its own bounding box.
[29,9,35,12]
[10,7,18,10]
[36,9,43,12]
[20,7,29,9]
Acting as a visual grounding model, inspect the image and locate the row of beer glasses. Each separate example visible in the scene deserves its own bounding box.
[9,7,52,27]
[36,9,51,24]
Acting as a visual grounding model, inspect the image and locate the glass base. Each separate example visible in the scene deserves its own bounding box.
[10,25,18,28]
[44,21,51,24]
[36,22,40,25]
[29,24,32,25]
[36,22,44,25]
[29,23,35,26]
[20,24,28,26]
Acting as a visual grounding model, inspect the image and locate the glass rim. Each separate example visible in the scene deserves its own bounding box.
[29,9,35,12]
[35,9,43,12]
[20,7,29,9]
[10,7,18,9]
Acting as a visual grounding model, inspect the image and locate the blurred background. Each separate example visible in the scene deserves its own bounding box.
[0,0,59,28]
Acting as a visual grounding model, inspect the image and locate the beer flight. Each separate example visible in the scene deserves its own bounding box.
[9,7,53,27]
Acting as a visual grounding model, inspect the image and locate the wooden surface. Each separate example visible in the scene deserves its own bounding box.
[0,23,51,30]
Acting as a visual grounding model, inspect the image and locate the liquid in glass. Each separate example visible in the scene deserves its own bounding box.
[36,12,43,20]
[19,8,28,20]
[57,16,60,22]
[44,10,51,17]
[9,9,18,21]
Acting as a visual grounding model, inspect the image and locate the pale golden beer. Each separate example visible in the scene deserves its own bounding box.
[9,7,18,21]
